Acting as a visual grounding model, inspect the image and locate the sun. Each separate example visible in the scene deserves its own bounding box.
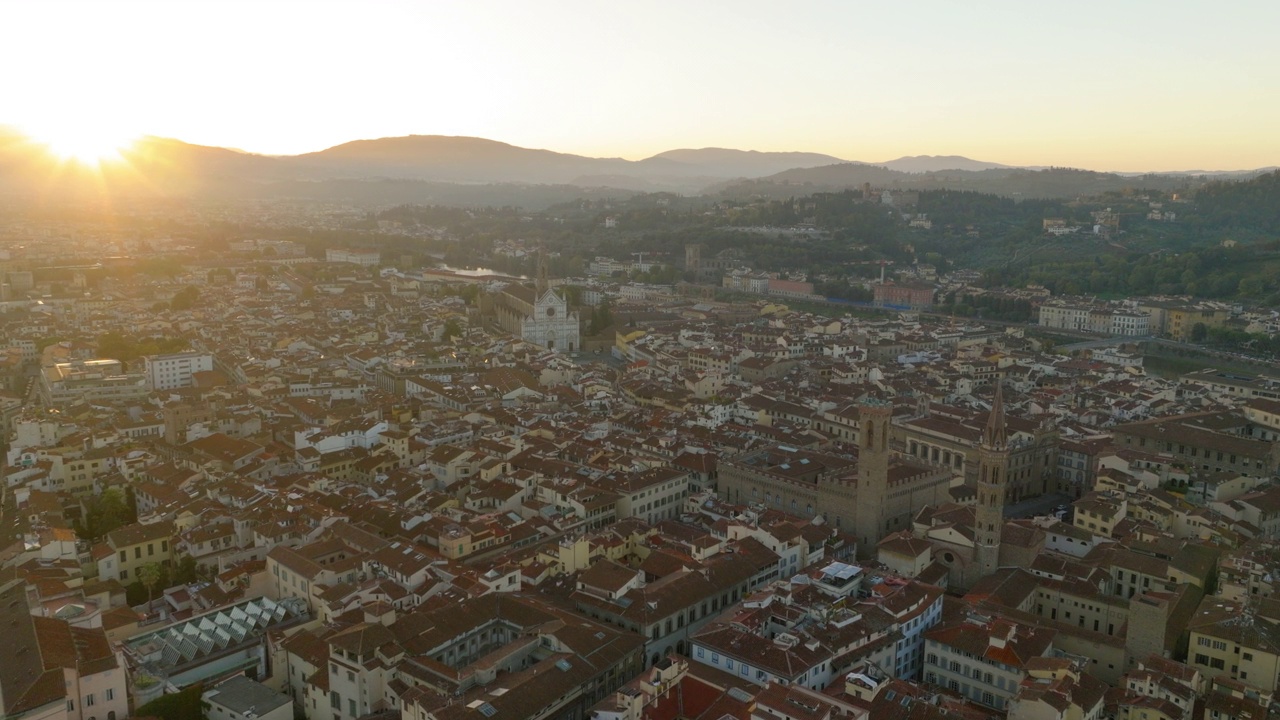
[25,124,139,166]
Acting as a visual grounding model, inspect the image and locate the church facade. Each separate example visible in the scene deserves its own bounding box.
[494,284,581,352]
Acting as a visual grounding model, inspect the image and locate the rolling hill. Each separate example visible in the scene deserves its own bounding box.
[0,127,1272,206]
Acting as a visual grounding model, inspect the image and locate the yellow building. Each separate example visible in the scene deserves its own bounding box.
[1186,596,1280,693]
[1073,492,1127,538]
[93,520,175,584]
[1138,300,1231,342]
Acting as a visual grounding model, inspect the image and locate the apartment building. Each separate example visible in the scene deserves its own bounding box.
[143,351,214,391]
[1038,302,1151,336]
[39,359,148,406]
[93,520,175,583]
[923,614,1055,711]
[1186,596,1280,693]
[1112,413,1280,478]
[1137,300,1232,342]
[325,248,380,265]
[299,594,645,720]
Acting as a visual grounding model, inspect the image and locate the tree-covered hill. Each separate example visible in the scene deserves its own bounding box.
[1192,170,1280,234]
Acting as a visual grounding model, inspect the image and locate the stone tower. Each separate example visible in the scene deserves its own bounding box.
[855,398,892,560]
[536,246,550,296]
[975,381,1010,578]
[685,244,702,275]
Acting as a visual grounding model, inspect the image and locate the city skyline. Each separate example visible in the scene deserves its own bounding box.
[6,0,1279,172]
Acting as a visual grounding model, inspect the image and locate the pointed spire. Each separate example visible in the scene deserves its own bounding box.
[983,380,1007,449]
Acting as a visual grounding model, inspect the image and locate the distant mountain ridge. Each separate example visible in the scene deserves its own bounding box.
[644,148,850,177]
[0,127,1274,207]
[877,155,1015,173]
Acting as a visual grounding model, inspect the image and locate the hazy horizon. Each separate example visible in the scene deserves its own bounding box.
[5,0,1279,172]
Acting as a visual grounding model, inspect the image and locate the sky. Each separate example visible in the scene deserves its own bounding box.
[6,0,1279,171]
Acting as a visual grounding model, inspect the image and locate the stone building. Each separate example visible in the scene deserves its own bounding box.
[975,383,1010,578]
[718,398,952,559]
[492,256,580,351]
[898,399,1059,503]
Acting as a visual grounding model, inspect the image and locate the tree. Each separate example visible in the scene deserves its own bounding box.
[173,556,203,585]
[138,562,163,606]
[134,682,206,720]
[74,487,135,543]
[170,286,200,311]
[442,319,463,342]
[588,298,613,335]
[1190,323,1209,343]
[1238,276,1265,299]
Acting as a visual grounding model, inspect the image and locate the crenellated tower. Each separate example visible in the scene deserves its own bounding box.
[975,380,1010,578]
[854,398,892,560]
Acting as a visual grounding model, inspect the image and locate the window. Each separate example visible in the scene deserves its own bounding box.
[331,692,340,709]
[1194,654,1209,665]
[86,694,95,706]
[349,699,357,717]
[106,689,114,701]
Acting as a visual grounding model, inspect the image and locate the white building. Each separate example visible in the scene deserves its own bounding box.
[143,351,214,391]
[1038,303,1150,337]
[203,677,292,720]
[325,248,381,266]
[494,284,581,352]
[1106,310,1150,336]
[39,359,149,406]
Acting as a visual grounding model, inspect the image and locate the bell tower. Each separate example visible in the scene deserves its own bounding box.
[535,246,550,297]
[975,380,1010,578]
[855,397,892,560]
